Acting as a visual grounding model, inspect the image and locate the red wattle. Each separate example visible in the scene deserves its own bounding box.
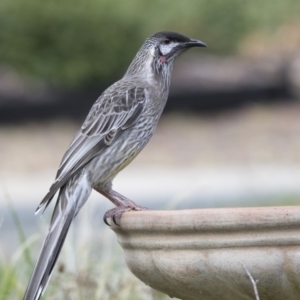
[159,56,167,63]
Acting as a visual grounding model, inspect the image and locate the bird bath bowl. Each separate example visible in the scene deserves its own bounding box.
[110,206,300,300]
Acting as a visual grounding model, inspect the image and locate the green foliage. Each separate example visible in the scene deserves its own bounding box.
[0,0,142,87]
[0,0,299,87]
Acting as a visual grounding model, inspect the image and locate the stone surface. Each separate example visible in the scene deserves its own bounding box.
[111,207,300,300]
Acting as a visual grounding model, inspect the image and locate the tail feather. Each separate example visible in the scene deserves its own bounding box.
[24,171,92,300]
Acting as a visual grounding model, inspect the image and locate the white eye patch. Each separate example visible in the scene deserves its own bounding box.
[159,42,179,56]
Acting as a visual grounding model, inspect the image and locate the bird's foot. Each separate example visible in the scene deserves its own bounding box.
[103,201,149,226]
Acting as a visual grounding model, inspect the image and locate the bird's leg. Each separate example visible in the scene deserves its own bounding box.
[96,189,149,226]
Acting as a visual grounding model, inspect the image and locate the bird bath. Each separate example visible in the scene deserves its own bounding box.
[110,206,300,300]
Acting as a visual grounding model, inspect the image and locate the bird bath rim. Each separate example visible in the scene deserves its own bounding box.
[110,206,300,300]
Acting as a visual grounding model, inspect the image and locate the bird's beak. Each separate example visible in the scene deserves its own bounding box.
[186,39,207,48]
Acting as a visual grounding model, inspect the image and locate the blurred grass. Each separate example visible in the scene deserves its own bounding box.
[0,203,172,300]
[0,233,172,300]
[0,0,299,87]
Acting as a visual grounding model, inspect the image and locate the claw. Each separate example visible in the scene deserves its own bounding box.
[103,214,111,226]
[112,214,120,226]
[103,203,149,226]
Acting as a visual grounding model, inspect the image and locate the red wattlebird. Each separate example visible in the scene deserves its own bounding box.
[23,31,206,300]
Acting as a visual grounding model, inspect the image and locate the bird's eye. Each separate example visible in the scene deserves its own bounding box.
[163,39,170,45]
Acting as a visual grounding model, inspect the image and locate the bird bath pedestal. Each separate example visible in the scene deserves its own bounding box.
[110,206,300,300]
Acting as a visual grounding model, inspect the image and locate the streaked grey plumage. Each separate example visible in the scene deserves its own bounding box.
[24,31,206,300]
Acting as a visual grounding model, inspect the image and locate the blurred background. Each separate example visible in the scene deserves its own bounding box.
[1,0,300,299]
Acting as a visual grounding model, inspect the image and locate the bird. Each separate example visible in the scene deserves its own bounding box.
[23,31,206,300]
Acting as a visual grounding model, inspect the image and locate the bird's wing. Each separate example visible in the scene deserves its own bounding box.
[36,85,147,214]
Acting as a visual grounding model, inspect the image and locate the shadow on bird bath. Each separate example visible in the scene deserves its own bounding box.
[110,206,300,300]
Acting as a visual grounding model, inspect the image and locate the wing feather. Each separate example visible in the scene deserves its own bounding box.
[36,85,146,214]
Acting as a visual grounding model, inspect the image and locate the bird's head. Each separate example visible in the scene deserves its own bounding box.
[125,31,206,80]
[149,31,207,65]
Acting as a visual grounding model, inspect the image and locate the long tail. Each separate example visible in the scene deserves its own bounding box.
[23,171,92,300]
